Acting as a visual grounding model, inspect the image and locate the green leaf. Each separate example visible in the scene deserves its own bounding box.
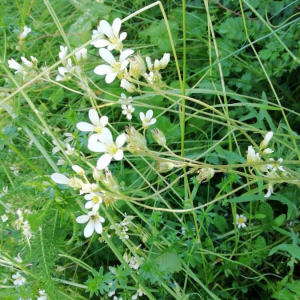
[155,252,182,273]
[269,244,300,261]
[139,19,179,52]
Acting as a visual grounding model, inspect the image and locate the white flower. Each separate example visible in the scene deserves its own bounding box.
[84,192,103,211]
[118,93,133,105]
[74,47,87,63]
[260,131,273,150]
[65,143,75,155]
[146,53,170,71]
[56,66,72,81]
[64,132,74,143]
[91,22,104,46]
[122,105,135,120]
[59,45,68,61]
[52,140,60,155]
[88,128,126,169]
[1,214,8,222]
[108,290,115,297]
[19,26,31,40]
[37,290,47,300]
[76,211,105,238]
[151,128,166,146]
[79,183,99,195]
[14,253,23,263]
[21,57,33,68]
[8,59,25,74]
[236,214,247,229]
[120,79,136,93]
[12,272,26,286]
[76,109,108,144]
[139,110,156,129]
[268,158,285,172]
[3,186,8,193]
[72,165,85,176]
[51,173,83,189]
[10,166,20,176]
[57,158,66,166]
[132,289,144,300]
[93,18,127,51]
[262,148,274,155]
[264,182,274,198]
[94,48,134,84]
[22,221,33,240]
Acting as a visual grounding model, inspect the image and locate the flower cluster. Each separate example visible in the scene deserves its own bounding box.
[8,56,38,81]
[246,131,286,197]
[12,209,33,244]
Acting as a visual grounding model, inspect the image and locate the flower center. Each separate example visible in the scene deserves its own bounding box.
[90,214,99,221]
[95,125,103,134]
[237,217,244,224]
[107,143,119,155]
[93,195,99,203]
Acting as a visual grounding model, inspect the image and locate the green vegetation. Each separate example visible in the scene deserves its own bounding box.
[1,0,300,299]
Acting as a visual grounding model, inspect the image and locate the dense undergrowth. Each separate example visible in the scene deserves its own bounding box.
[1,0,300,299]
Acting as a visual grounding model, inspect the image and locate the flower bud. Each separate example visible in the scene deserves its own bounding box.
[260,131,273,150]
[101,169,119,192]
[151,128,166,146]
[120,79,136,93]
[72,165,85,176]
[196,168,215,183]
[68,177,83,189]
[125,126,147,150]
[93,168,102,181]
[129,54,146,79]
[155,161,174,173]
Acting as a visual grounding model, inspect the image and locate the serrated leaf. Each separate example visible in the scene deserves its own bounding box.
[269,244,300,260]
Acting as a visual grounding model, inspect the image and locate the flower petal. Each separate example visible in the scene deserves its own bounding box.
[100,20,114,39]
[92,39,110,48]
[113,149,124,161]
[120,49,134,62]
[94,64,113,75]
[112,18,121,36]
[149,118,156,125]
[84,220,95,238]
[119,32,127,42]
[88,141,107,153]
[88,133,100,144]
[76,122,94,132]
[94,219,103,234]
[85,201,94,209]
[89,109,100,126]
[105,72,117,84]
[100,48,115,65]
[100,116,108,127]
[146,109,153,120]
[51,173,69,184]
[76,215,89,224]
[139,112,145,121]
[92,202,100,212]
[97,153,113,169]
[101,128,113,144]
[116,134,126,148]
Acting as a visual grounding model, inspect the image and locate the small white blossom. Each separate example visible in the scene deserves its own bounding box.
[10,166,20,176]
[121,104,134,120]
[79,183,99,195]
[76,109,108,144]
[57,158,66,166]
[139,110,156,129]
[236,214,247,229]
[146,53,170,71]
[12,272,26,286]
[120,79,136,93]
[74,47,87,63]
[94,48,134,84]
[52,140,60,155]
[19,26,31,40]
[14,253,23,263]
[63,132,74,143]
[56,66,72,81]
[65,143,75,155]
[88,128,126,169]
[93,18,127,51]
[37,290,47,300]
[260,131,273,150]
[268,158,285,172]
[72,165,85,176]
[118,93,133,105]
[265,182,274,198]
[59,46,68,62]
[132,288,144,299]
[91,22,104,46]
[76,211,105,238]
[84,192,103,211]
[8,59,25,75]
[51,173,83,189]
[1,214,8,222]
